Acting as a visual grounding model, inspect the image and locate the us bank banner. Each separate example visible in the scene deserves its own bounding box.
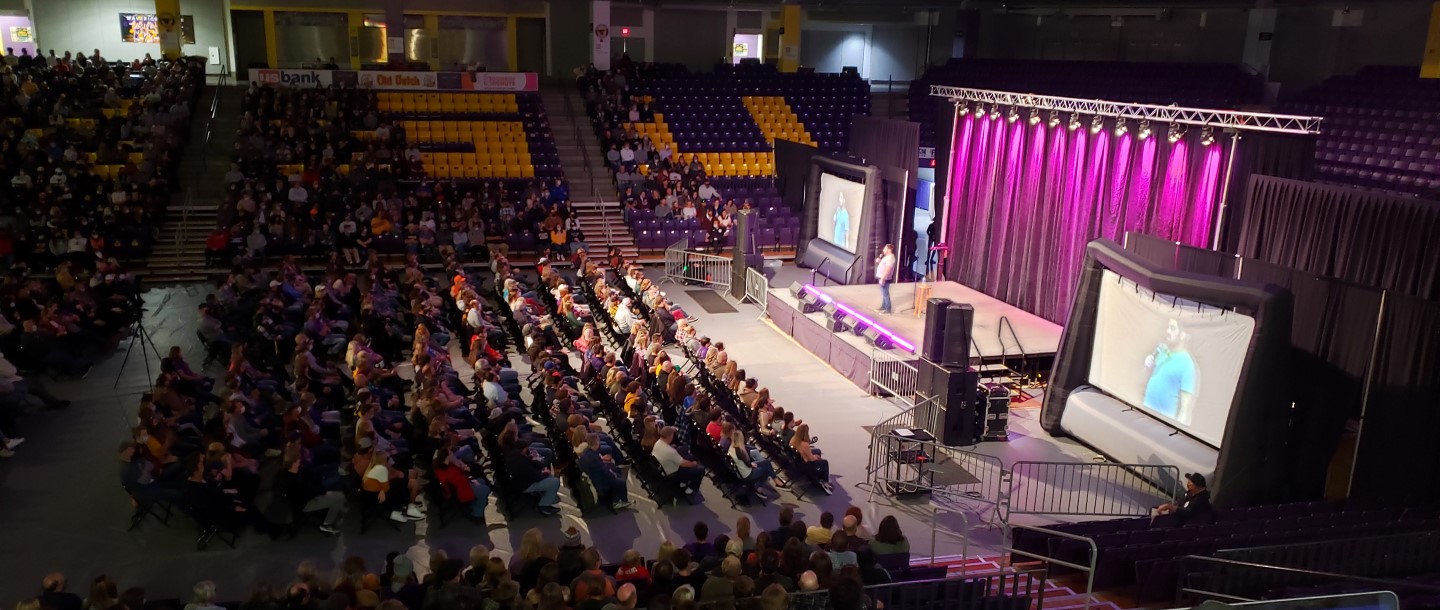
[249,69,539,92]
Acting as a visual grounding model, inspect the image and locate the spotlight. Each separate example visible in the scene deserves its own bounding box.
[1167,123,1186,143]
[1200,126,1215,146]
[1138,120,1152,140]
[972,103,985,118]
[852,320,869,336]
[788,282,804,298]
[1067,113,1081,131]
[1089,115,1104,134]
[1113,120,1128,138]
[1006,107,1019,123]
[989,104,1000,120]
[1028,109,1041,126]
[1047,110,1060,128]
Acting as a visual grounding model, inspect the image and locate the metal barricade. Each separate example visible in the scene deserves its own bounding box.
[1001,461,1181,523]
[869,348,922,409]
[660,238,689,285]
[865,407,1006,515]
[743,266,768,304]
[659,239,732,292]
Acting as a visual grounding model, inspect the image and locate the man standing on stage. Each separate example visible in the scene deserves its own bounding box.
[875,244,896,315]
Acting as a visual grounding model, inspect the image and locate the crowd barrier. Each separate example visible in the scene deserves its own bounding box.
[743,266,769,316]
[660,240,733,293]
[1001,461,1180,522]
[869,348,922,409]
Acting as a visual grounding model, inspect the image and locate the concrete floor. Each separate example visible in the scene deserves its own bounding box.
[0,265,1104,601]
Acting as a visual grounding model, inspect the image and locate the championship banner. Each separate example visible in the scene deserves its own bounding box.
[592,0,611,71]
[154,0,182,60]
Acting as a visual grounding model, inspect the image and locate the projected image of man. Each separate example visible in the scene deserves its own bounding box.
[833,192,851,250]
[1143,319,1197,425]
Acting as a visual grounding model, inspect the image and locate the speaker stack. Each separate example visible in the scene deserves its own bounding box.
[917,298,989,446]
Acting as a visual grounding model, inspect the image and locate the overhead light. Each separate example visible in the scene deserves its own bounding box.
[1006,107,1019,123]
[1067,113,1081,131]
[989,104,1000,120]
[1027,109,1041,125]
[1138,120,1152,140]
[1200,126,1215,146]
[1168,123,1186,143]
[1113,119,1128,138]
[1047,110,1060,128]
[1089,115,1104,134]
[972,103,985,118]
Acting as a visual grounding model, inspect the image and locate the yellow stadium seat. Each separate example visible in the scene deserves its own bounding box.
[509,165,524,177]
[433,165,450,178]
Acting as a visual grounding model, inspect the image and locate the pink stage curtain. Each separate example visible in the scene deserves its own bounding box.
[943,116,1227,325]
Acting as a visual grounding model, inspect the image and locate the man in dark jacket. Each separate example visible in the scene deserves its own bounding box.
[1157,472,1214,524]
[577,433,632,511]
[507,445,561,515]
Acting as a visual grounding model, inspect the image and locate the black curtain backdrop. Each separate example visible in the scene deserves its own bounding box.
[1125,233,1179,270]
[848,116,921,189]
[774,139,816,213]
[1352,291,1440,506]
[1218,133,1316,252]
[1238,176,1440,302]
[933,100,957,235]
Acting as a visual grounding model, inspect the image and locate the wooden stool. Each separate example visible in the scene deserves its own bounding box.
[913,283,933,317]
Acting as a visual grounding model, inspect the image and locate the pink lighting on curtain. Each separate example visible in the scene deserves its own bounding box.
[940,108,1233,324]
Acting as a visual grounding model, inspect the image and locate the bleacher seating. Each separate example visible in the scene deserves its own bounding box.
[1012,501,1440,602]
[378,92,561,180]
[1281,66,1440,198]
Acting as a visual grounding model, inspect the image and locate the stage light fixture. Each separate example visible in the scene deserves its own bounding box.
[972,103,985,118]
[852,320,869,336]
[1113,119,1128,137]
[1138,120,1152,140]
[1028,109,1041,126]
[989,104,1000,120]
[1047,110,1060,128]
[1089,115,1104,134]
[1200,126,1215,146]
[1167,123,1186,143]
[788,282,804,298]
[1067,113,1081,131]
[1006,107,1019,123]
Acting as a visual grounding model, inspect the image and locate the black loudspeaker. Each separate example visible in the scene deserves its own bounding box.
[731,210,761,298]
[917,361,983,446]
[941,303,974,367]
[921,297,953,361]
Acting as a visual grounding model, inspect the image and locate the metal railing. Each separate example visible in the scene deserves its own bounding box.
[1210,529,1440,588]
[788,566,1048,610]
[1001,461,1181,523]
[743,266,768,317]
[176,64,227,259]
[869,348,923,408]
[1177,555,1440,605]
[1006,524,1100,610]
[864,409,1006,516]
[660,241,732,292]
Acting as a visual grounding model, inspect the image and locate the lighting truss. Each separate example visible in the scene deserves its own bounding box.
[941,86,1323,135]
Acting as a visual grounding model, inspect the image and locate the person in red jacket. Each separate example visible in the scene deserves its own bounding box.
[432,455,491,522]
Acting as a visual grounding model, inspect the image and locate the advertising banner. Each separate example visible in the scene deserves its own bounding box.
[249,69,539,92]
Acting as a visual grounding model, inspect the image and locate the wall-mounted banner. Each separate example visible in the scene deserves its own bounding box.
[249,69,539,92]
[592,0,611,71]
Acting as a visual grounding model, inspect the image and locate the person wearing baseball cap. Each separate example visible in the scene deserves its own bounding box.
[1156,472,1213,524]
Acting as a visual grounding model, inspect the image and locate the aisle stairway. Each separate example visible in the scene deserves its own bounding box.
[139,85,245,285]
[541,83,636,260]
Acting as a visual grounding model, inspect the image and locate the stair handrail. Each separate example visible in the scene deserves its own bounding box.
[557,79,615,246]
[996,315,1029,381]
[177,65,227,259]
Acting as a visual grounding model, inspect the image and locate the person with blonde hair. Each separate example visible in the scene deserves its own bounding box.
[789,423,831,492]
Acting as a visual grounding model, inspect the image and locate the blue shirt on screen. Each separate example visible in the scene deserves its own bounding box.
[833,206,850,248]
[1143,349,1195,418]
